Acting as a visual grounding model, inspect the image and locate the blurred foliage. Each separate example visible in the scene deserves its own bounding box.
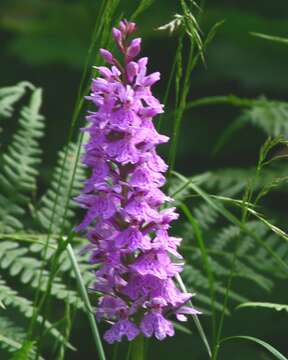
[1,0,288,90]
[1,0,288,359]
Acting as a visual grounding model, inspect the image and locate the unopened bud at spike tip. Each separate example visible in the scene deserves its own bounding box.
[127,38,142,61]
[99,48,114,64]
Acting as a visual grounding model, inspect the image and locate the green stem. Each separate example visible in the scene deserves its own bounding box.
[180,203,216,349]
[130,335,145,360]
[112,343,120,360]
[185,95,282,111]
[212,170,259,360]
[176,274,212,358]
[66,244,106,360]
[157,43,178,132]
[168,37,195,175]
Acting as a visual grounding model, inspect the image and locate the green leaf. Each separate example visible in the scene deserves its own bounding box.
[131,0,154,20]
[220,335,288,360]
[237,302,288,312]
[204,20,225,49]
[175,274,212,358]
[173,171,288,274]
[66,244,106,360]
[172,321,193,335]
[0,82,33,119]
[180,203,216,319]
[212,117,248,155]
[11,340,35,360]
[129,335,145,360]
[35,141,85,234]
[0,86,44,233]
[251,32,288,45]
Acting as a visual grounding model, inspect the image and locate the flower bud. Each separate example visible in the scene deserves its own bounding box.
[127,38,141,61]
[127,21,136,35]
[126,61,139,82]
[99,48,114,64]
[142,72,161,87]
[112,27,122,48]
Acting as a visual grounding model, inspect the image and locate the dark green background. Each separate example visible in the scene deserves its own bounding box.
[0,0,287,359]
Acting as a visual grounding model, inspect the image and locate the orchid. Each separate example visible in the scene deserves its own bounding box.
[76,19,199,343]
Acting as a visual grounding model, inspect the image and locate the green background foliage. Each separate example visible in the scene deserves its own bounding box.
[0,0,288,359]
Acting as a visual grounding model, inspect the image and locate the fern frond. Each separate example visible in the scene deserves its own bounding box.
[204,166,288,195]
[29,239,94,286]
[182,264,248,313]
[0,87,44,233]
[242,98,288,137]
[10,340,37,360]
[35,141,85,234]
[0,276,72,349]
[212,221,267,252]
[175,168,288,311]
[0,82,33,119]
[234,258,274,292]
[181,216,288,313]
[193,202,218,230]
[0,240,86,308]
[0,320,40,360]
[0,315,26,352]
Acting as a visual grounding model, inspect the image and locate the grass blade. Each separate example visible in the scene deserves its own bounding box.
[173,171,288,274]
[131,0,154,20]
[251,32,288,45]
[220,336,288,360]
[175,274,212,358]
[237,302,288,312]
[180,203,216,341]
[66,243,106,360]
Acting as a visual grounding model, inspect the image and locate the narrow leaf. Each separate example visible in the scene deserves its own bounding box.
[237,302,288,312]
[221,335,288,360]
[251,32,288,45]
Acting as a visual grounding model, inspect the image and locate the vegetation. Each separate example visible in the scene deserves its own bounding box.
[0,0,287,359]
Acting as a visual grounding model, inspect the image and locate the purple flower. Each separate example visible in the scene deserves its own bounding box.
[152,230,183,259]
[104,319,140,343]
[175,305,201,322]
[99,49,114,64]
[114,227,151,252]
[76,19,199,344]
[140,312,174,341]
[96,295,128,321]
[127,38,142,61]
[130,250,183,279]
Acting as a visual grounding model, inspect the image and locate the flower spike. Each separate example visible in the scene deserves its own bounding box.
[76,20,199,343]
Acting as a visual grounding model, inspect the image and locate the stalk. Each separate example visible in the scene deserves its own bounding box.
[130,335,145,360]
[66,244,106,360]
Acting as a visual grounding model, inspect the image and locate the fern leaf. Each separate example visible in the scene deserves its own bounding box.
[182,264,248,313]
[0,316,26,352]
[35,141,85,234]
[0,82,33,119]
[242,99,288,137]
[0,241,85,308]
[0,316,42,360]
[0,87,44,233]
[11,341,36,360]
[0,276,73,349]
